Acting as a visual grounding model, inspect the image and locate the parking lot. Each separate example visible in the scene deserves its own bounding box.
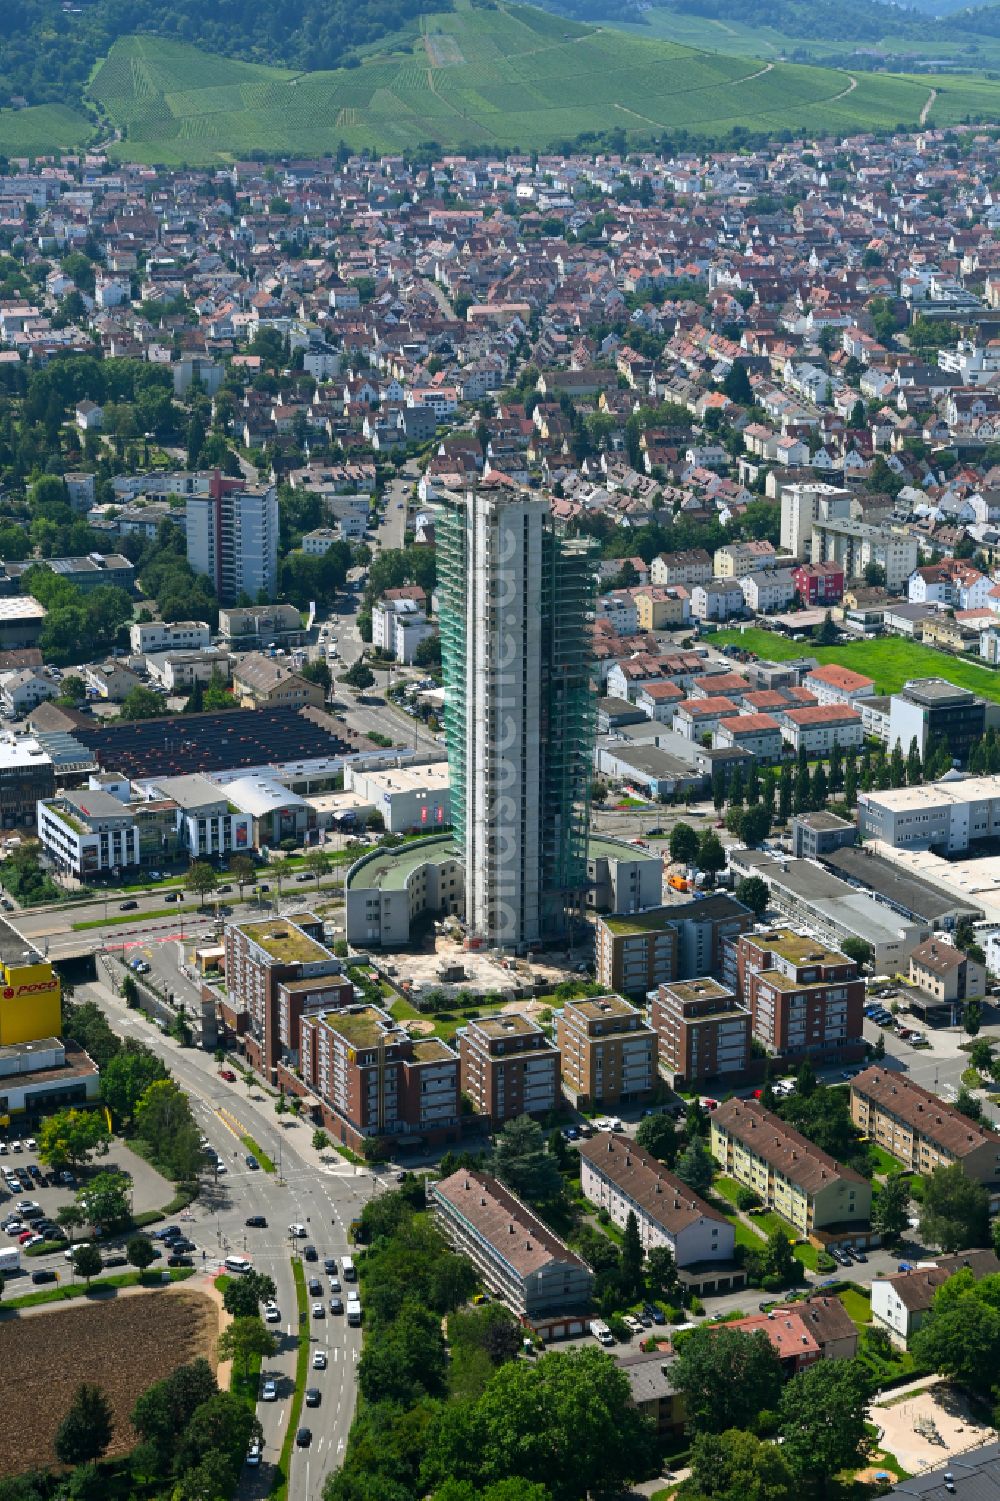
[0,1135,174,1284]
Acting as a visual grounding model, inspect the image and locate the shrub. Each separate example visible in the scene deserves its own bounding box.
[735,1185,762,1212]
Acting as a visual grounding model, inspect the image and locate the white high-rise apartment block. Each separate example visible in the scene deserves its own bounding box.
[186,474,278,604]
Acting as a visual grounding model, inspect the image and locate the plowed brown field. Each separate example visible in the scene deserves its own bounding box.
[0,1288,218,1476]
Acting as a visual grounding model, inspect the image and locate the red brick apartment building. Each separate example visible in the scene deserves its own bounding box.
[459,1013,560,1128]
[299,1004,461,1154]
[737,928,864,1062]
[223,913,353,1078]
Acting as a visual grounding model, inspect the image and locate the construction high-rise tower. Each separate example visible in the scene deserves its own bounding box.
[438,489,595,951]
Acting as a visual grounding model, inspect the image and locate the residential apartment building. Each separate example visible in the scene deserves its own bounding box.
[299,1004,461,1152]
[710,1097,872,1238]
[858,774,1000,855]
[595,895,753,997]
[585,836,663,917]
[459,1013,560,1127]
[870,1251,1000,1347]
[651,978,752,1086]
[437,488,593,949]
[740,569,795,614]
[650,548,712,587]
[714,540,780,578]
[908,937,986,1010]
[737,928,864,1061]
[803,664,876,708]
[714,713,783,764]
[810,516,919,593]
[690,579,745,622]
[129,620,211,656]
[232,655,325,710]
[791,561,844,606]
[224,914,349,1079]
[887,679,987,767]
[781,704,864,756]
[850,1066,1000,1205]
[579,1132,738,1270]
[431,1169,592,1321]
[556,993,656,1109]
[186,472,279,604]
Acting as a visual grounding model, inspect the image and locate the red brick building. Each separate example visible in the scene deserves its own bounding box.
[737,928,864,1062]
[459,1013,561,1128]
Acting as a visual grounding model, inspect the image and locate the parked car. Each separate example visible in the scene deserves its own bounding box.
[31,1269,56,1284]
[218,1069,237,1082]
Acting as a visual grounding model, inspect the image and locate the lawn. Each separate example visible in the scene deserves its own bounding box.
[747,1209,795,1239]
[838,1285,873,1328]
[389,994,509,1042]
[706,1193,767,1250]
[867,1143,903,1178]
[710,1175,745,1208]
[21,3,993,164]
[714,628,1000,703]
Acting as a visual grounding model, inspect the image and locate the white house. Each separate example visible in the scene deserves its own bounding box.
[781,705,864,755]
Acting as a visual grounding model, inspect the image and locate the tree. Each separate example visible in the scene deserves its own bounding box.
[814,611,837,646]
[912,1281,1000,1398]
[38,1108,110,1170]
[646,1244,678,1301]
[127,1234,158,1273]
[305,849,331,886]
[669,822,700,867]
[78,1171,131,1231]
[229,853,256,901]
[184,860,218,906]
[72,1242,104,1287]
[920,1164,990,1252]
[218,1316,276,1381]
[735,875,769,916]
[674,1325,783,1435]
[964,999,982,1037]
[101,1044,168,1126]
[343,659,376,691]
[57,1204,85,1244]
[174,1391,258,1485]
[492,1116,563,1204]
[621,1211,644,1301]
[696,829,726,883]
[462,1346,657,1501]
[131,1358,219,1473]
[778,1359,870,1490]
[872,1172,910,1246]
[635,1113,678,1166]
[134,1078,203,1181]
[840,937,873,971]
[675,1139,713,1196]
[222,1269,276,1319]
[687,1428,795,1501]
[120,685,165,721]
[54,1384,113,1467]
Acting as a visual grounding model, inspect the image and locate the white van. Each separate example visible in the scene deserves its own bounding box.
[589,1319,613,1347]
[225,1255,252,1274]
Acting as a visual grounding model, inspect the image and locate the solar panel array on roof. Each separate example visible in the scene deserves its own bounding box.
[72,707,354,781]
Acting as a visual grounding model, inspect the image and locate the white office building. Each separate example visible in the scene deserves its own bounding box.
[859,774,1000,854]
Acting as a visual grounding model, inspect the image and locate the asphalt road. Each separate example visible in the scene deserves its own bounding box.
[6,975,378,1499]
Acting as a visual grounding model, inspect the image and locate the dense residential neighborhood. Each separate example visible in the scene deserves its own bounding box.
[7,123,1000,1501]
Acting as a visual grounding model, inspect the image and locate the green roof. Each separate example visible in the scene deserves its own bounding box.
[346,836,461,892]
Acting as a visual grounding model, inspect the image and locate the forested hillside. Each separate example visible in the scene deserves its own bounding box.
[0,0,447,109]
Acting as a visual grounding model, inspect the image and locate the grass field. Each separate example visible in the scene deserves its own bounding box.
[0,1287,216,1476]
[0,0,984,163]
[714,627,1000,703]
